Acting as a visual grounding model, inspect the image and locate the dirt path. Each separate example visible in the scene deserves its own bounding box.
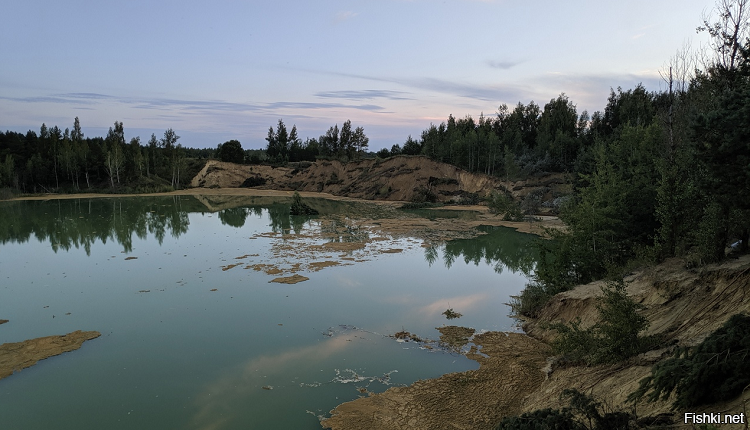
[0,330,101,380]
[321,332,550,430]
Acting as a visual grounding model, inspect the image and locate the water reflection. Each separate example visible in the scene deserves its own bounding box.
[0,196,321,254]
[424,226,538,275]
[0,198,538,275]
[0,197,194,254]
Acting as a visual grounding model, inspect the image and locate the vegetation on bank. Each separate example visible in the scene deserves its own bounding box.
[630,313,750,410]
[548,280,658,365]
[507,0,750,319]
[496,389,635,430]
[0,122,207,196]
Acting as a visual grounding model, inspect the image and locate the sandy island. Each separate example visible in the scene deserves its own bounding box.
[0,330,101,380]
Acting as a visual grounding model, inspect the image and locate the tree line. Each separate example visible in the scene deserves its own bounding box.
[0,119,210,193]
[512,0,750,317]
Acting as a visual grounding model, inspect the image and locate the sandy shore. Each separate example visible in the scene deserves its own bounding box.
[0,330,101,380]
[321,332,551,430]
[9,188,563,236]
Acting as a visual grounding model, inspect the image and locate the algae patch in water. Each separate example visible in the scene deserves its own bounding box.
[269,274,310,284]
[0,330,101,380]
[308,261,340,271]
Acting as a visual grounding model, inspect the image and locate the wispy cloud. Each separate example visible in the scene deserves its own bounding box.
[486,60,521,69]
[334,11,358,23]
[315,89,412,101]
[1,93,388,114]
[303,69,528,102]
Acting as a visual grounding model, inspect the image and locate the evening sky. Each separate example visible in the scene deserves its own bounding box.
[1,0,712,150]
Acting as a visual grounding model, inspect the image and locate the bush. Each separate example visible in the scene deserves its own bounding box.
[521,188,545,214]
[411,186,437,203]
[495,408,584,430]
[550,279,655,364]
[629,313,750,409]
[0,187,14,200]
[496,390,633,430]
[240,176,266,187]
[290,192,318,215]
[488,190,523,221]
[217,140,245,163]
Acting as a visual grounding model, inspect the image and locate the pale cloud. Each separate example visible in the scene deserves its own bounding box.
[334,11,358,23]
[486,59,521,70]
[314,89,412,101]
[417,293,489,317]
[190,335,354,430]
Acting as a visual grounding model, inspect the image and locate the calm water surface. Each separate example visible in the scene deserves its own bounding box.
[0,196,538,430]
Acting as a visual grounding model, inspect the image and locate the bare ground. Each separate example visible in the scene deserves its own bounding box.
[0,330,101,380]
[189,156,571,207]
[321,332,551,430]
[322,255,750,429]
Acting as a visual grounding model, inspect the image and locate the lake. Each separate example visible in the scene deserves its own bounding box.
[0,195,538,429]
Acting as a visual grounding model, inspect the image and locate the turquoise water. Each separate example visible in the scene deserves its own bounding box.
[0,196,538,429]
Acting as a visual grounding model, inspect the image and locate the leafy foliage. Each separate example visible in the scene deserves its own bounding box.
[495,408,585,430]
[217,140,244,164]
[488,190,523,221]
[289,192,318,216]
[550,280,654,364]
[630,313,750,409]
[496,389,633,430]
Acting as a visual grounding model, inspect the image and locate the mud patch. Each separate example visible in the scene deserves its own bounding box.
[437,326,475,352]
[0,330,101,380]
[309,261,340,271]
[380,248,403,254]
[321,332,550,430]
[319,242,366,252]
[270,274,310,284]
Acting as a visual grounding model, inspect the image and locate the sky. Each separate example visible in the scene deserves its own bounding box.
[1,0,714,150]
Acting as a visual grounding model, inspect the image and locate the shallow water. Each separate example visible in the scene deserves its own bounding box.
[0,196,538,429]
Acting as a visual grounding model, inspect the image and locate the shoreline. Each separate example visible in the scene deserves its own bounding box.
[6,188,563,236]
[4,187,567,429]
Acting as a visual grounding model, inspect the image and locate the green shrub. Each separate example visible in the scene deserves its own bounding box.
[496,390,633,430]
[550,279,654,364]
[629,313,750,409]
[411,186,437,203]
[0,187,14,200]
[488,190,523,221]
[240,176,266,187]
[495,408,585,430]
[290,192,318,215]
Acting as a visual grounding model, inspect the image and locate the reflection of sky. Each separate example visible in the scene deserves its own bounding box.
[0,200,532,429]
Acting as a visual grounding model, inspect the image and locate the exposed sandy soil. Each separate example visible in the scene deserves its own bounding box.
[189,156,571,208]
[322,255,750,430]
[520,255,750,419]
[269,274,310,284]
[321,332,550,430]
[0,330,101,380]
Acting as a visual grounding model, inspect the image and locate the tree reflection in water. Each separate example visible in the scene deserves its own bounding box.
[0,195,322,255]
[424,226,538,275]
